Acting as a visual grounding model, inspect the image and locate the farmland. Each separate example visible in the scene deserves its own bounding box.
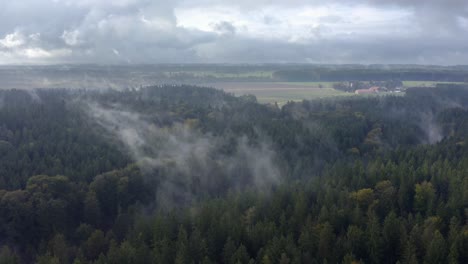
[207,82,350,104]
[165,70,274,79]
[402,81,465,87]
[208,81,466,105]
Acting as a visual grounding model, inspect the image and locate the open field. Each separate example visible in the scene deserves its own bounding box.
[277,82,336,88]
[165,70,274,79]
[207,82,350,104]
[207,79,466,105]
[402,81,465,87]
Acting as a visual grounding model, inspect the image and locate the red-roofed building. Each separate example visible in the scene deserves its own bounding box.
[355,86,380,95]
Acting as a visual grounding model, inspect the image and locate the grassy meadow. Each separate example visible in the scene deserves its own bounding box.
[208,82,350,105]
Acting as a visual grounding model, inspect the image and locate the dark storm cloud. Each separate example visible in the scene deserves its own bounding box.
[0,0,467,64]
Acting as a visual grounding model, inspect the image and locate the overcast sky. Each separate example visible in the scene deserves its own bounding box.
[0,0,467,65]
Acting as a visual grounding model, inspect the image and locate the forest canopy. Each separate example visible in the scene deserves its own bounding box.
[0,85,467,263]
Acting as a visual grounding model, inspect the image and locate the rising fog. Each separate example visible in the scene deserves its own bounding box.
[83,100,280,208]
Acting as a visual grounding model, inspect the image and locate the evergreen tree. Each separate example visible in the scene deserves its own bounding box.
[424,231,447,264]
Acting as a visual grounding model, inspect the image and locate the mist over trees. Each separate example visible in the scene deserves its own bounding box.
[0,85,467,263]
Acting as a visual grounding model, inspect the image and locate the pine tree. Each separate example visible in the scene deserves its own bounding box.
[279,253,291,264]
[401,240,418,264]
[414,181,435,216]
[382,212,401,263]
[424,231,447,264]
[223,237,237,264]
[230,244,250,264]
[175,226,189,264]
[0,246,20,264]
[366,214,382,264]
[318,223,334,261]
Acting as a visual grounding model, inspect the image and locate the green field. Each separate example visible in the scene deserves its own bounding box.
[208,80,468,106]
[208,82,350,105]
[277,82,336,88]
[402,81,465,87]
[165,71,274,78]
[251,88,350,104]
[284,81,466,89]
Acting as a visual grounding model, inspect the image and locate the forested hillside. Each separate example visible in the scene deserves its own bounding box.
[0,85,467,263]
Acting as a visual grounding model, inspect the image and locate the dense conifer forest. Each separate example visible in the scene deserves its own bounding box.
[0,85,467,263]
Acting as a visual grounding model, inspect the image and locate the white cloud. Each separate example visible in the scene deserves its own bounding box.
[139,13,174,31]
[29,33,41,42]
[0,31,25,48]
[62,30,81,46]
[22,48,71,59]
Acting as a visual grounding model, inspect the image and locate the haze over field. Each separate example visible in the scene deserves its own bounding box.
[1,0,468,64]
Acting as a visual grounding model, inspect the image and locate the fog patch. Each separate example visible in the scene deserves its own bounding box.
[83,101,281,208]
[25,89,42,103]
[419,112,443,144]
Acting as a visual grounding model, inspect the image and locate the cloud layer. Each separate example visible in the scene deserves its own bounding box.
[0,0,467,64]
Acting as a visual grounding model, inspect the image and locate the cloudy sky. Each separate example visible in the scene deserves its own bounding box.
[0,0,467,65]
